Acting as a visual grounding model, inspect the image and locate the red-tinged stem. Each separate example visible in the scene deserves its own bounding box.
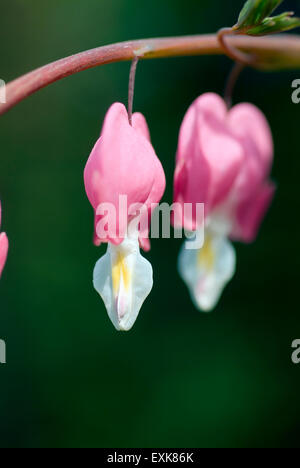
[217,28,256,65]
[224,62,245,109]
[128,57,139,126]
[1,34,300,116]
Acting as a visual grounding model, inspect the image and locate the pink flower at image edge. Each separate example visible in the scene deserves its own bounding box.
[0,204,8,276]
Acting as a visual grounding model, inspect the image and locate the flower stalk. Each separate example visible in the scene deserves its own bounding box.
[217,28,257,65]
[128,57,139,126]
[2,34,300,116]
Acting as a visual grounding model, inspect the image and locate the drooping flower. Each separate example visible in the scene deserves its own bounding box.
[0,203,9,277]
[84,103,166,330]
[173,93,274,311]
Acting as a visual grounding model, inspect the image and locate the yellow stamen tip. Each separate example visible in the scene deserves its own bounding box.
[112,252,131,295]
[197,235,215,271]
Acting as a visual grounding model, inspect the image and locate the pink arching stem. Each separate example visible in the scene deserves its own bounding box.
[1,34,300,116]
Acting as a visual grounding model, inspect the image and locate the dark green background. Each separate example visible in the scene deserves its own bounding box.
[1,0,300,448]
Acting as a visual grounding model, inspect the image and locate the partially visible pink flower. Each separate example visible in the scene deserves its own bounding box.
[174,93,274,311]
[227,102,275,242]
[84,103,166,330]
[0,203,8,277]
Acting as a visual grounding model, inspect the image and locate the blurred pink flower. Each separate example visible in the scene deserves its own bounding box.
[174,93,274,311]
[84,103,166,330]
[0,203,8,277]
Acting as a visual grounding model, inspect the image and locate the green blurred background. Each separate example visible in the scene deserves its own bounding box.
[1,0,300,448]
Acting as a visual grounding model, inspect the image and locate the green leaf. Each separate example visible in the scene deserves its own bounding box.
[237,0,284,28]
[245,12,300,35]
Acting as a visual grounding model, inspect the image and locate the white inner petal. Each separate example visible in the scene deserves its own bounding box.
[93,236,153,331]
[178,229,236,312]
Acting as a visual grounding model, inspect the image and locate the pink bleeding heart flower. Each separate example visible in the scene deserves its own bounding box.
[174,93,274,311]
[173,93,244,231]
[84,103,165,330]
[0,203,9,277]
